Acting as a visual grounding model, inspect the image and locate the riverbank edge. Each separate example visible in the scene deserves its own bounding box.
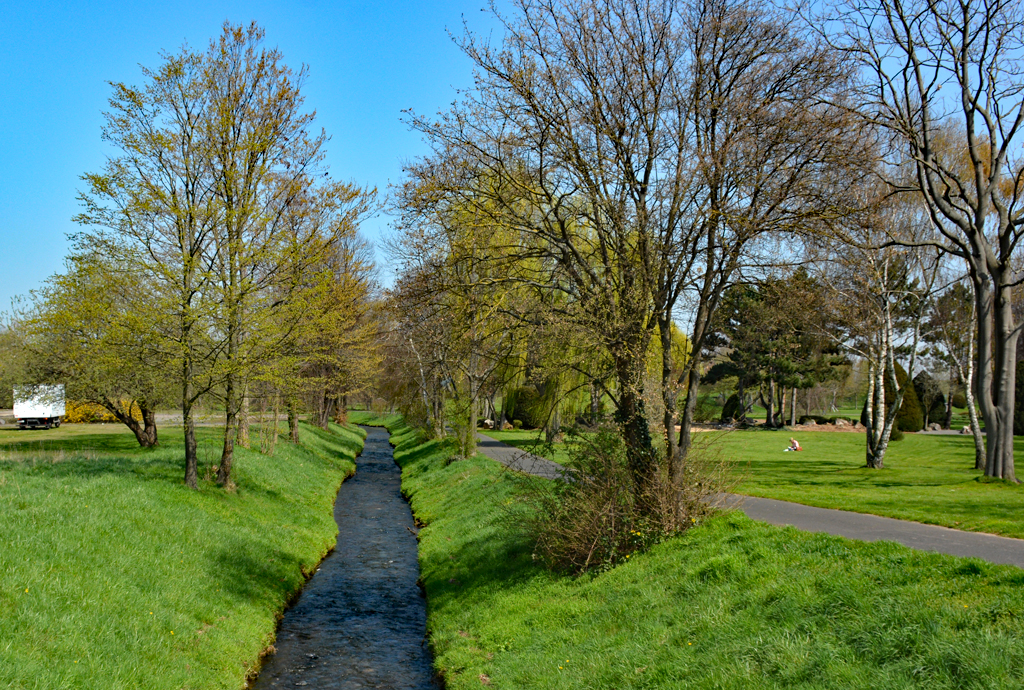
[245,422,367,686]
[350,411,1024,689]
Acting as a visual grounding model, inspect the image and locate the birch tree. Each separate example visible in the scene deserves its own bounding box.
[830,0,1024,481]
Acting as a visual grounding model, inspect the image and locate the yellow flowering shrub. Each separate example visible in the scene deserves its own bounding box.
[64,400,143,424]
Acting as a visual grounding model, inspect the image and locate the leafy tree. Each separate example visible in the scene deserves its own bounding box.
[913,371,945,429]
[76,23,369,488]
[22,247,170,446]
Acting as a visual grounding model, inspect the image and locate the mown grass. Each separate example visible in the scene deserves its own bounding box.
[0,420,364,690]
[484,428,1024,539]
[373,416,1024,689]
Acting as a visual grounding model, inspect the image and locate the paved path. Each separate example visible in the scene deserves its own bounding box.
[475,433,569,480]
[475,433,1024,569]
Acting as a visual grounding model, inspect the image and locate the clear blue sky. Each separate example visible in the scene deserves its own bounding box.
[0,0,504,309]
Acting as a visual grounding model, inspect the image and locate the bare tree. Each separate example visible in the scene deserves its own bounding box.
[831,0,1024,481]
[672,0,867,473]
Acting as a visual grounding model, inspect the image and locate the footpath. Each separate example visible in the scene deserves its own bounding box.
[475,432,1024,569]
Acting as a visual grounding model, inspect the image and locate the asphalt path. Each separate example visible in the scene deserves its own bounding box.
[475,432,1024,570]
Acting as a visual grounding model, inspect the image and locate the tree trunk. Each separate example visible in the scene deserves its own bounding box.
[943,365,955,429]
[790,388,797,426]
[217,372,239,488]
[965,355,986,470]
[318,393,334,430]
[764,380,776,428]
[658,316,679,465]
[613,349,656,504]
[103,398,159,447]
[590,380,601,424]
[973,274,1018,482]
[268,392,280,456]
[182,360,199,489]
[288,399,300,443]
[238,390,250,449]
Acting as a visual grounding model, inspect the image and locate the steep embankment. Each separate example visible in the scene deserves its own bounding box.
[0,421,364,689]
[363,413,1024,689]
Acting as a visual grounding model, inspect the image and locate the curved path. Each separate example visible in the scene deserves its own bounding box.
[252,426,436,690]
[476,432,1024,570]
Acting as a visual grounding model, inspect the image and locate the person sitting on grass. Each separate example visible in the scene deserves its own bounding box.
[784,437,802,452]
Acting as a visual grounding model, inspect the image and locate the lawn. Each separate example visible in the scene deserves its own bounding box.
[371,415,1024,689]
[0,420,363,689]
[483,428,1024,539]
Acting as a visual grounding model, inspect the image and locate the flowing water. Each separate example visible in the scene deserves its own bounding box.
[251,426,436,689]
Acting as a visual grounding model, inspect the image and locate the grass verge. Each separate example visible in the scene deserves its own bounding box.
[0,420,364,689]
[483,429,1024,539]
[385,418,1024,688]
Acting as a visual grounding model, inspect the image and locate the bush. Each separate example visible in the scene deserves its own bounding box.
[951,392,968,409]
[64,400,142,424]
[860,363,923,433]
[512,419,522,430]
[721,393,743,423]
[507,386,546,429]
[913,371,946,425]
[520,428,721,574]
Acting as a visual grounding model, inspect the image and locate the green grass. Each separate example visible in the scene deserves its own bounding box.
[0,420,364,689]
[484,428,1024,539]
[370,415,1024,689]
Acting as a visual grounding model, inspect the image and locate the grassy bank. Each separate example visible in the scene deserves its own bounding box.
[483,428,1024,538]
[0,421,363,689]
[380,418,1024,688]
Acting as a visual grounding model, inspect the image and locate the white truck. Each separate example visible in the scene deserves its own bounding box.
[14,385,66,429]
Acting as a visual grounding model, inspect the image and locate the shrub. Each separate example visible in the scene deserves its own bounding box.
[951,391,968,409]
[721,393,743,423]
[913,371,946,425]
[512,419,522,429]
[64,400,143,424]
[519,427,722,574]
[860,363,923,433]
[507,386,546,429]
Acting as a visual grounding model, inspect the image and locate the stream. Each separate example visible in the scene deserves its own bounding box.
[251,426,436,689]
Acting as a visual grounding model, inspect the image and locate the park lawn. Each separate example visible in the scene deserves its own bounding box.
[0,420,363,690]
[371,415,1024,689]
[483,428,1024,539]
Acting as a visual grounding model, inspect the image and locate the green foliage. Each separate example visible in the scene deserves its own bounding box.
[951,392,968,409]
[389,421,1024,689]
[913,371,946,425]
[693,394,719,423]
[507,385,546,430]
[488,427,1024,539]
[721,393,743,423]
[860,363,923,433]
[0,421,364,688]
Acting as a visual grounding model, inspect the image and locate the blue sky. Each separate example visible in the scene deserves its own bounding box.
[0,0,504,309]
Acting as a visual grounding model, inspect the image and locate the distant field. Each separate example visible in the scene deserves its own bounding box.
[483,428,1024,538]
[0,421,363,689]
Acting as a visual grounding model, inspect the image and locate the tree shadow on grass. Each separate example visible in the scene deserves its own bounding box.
[208,539,307,605]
